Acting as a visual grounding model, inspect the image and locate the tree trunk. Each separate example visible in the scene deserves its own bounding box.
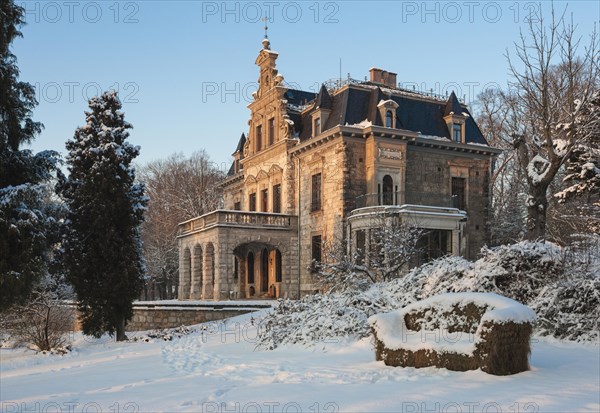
[526,184,549,241]
[116,318,127,341]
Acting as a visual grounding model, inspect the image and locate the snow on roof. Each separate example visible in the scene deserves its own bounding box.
[418,134,449,141]
[346,119,373,128]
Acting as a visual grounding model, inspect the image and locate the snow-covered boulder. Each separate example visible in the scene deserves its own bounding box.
[368,292,536,375]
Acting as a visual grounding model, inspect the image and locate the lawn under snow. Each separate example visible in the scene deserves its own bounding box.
[1,311,598,413]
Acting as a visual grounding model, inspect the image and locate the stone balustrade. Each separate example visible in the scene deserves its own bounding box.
[179,210,298,236]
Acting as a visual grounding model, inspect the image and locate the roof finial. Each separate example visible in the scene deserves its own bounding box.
[261,16,270,49]
[262,16,269,39]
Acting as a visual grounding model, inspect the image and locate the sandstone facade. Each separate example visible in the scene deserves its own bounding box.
[178,38,501,300]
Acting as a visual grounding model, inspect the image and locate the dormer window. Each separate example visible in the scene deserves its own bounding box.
[377,99,399,129]
[314,117,321,136]
[453,123,462,142]
[385,111,393,128]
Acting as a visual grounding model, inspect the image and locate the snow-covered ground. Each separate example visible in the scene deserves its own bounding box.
[1,311,598,413]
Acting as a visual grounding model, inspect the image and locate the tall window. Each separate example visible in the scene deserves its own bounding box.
[311,173,322,211]
[452,177,466,210]
[272,184,281,213]
[417,230,452,264]
[453,123,462,142]
[385,110,393,128]
[249,193,257,211]
[356,230,366,264]
[261,188,268,212]
[256,125,263,151]
[314,117,321,136]
[311,235,322,267]
[234,201,241,211]
[382,175,394,205]
[268,118,275,145]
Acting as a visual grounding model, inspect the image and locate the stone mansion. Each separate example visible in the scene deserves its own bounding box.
[177,37,501,300]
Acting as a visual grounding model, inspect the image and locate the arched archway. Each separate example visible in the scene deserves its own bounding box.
[383,175,394,205]
[181,247,191,299]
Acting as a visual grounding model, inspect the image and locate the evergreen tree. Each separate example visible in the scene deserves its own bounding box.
[60,91,147,341]
[0,0,60,311]
[556,91,600,202]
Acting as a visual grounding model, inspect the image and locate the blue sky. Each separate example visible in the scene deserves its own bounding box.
[15,0,600,171]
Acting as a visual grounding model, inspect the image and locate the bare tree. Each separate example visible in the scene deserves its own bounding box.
[476,89,528,245]
[505,7,598,240]
[138,151,224,300]
[0,275,74,351]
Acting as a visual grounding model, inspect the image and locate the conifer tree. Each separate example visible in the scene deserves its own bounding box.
[0,0,60,311]
[556,91,600,201]
[60,91,147,341]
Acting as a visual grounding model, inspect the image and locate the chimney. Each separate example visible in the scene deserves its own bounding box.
[369,67,397,88]
[369,67,383,83]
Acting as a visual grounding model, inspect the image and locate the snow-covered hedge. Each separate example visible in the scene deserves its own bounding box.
[256,241,598,349]
[532,274,599,341]
[256,285,399,350]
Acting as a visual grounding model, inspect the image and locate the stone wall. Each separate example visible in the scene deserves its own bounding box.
[126,307,258,331]
[405,146,491,260]
[66,303,270,332]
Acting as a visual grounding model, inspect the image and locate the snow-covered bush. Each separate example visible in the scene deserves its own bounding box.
[472,242,564,303]
[532,274,600,342]
[0,274,75,352]
[396,242,564,304]
[256,285,399,350]
[257,241,597,348]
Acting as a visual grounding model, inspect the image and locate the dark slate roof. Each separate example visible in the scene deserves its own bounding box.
[284,89,316,107]
[444,91,463,116]
[234,133,246,154]
[227,133,247,176]
[315,84,332,109]
[297,84,489,145]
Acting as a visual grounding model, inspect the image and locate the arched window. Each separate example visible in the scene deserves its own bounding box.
[247,252,255,284]
[383,175,394,205]
[275,250,282,282]
[385,110,393,128]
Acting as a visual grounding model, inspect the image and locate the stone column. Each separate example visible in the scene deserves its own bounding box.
[179,247,191,300]
[202,244,214,299]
